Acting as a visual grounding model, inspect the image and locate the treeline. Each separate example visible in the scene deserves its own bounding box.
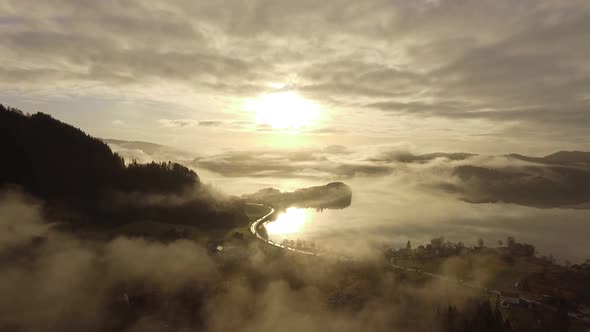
[0,104,246,228]
[0,104,198,197]
[438,300,508,332]
[121,161,198,193]
[388,236,536,260]
[245,182,352,210]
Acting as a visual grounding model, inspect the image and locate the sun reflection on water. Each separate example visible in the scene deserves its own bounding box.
[265,207,307,235]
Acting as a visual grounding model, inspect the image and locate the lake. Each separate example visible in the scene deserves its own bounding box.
[199,169,590,263]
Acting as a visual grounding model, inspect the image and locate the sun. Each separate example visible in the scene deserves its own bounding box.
[245,90,320,130]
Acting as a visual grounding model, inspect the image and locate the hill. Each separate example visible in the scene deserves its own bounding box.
[244,182,352,210]
[0,104,247,228]
[440,164,590,208]
[508,151,590,167]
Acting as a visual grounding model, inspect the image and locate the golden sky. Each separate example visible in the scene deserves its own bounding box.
[2,0,590,154]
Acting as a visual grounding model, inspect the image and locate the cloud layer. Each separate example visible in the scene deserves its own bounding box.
[3,0,590,151]
[105,139,590,262]
[1,189,488,332]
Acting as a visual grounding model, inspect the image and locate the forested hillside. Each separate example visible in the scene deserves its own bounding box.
[0,104,246,228]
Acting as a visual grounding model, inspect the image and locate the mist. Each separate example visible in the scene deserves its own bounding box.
[0,189,497,332]
[4,1,590,330]
[109,141,590,263]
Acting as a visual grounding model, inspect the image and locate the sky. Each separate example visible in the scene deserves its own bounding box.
[2,0,590,154]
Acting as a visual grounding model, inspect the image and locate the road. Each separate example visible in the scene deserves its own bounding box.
[246,203,321,256]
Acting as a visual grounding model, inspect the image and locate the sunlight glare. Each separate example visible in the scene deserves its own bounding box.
[265,207,308,235]
[245,91,320,130]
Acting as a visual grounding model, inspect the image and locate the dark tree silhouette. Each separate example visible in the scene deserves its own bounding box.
[121,160,199,193]
[439,300,508,332]
[507,236,516,248]
[0,104,247,228]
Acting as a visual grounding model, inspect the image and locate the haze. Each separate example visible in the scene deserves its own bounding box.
[2,1,590,331]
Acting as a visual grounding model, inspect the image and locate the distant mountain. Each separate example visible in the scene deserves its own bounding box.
[103,138,165,155]
[380,150,590,166]
[440,164,590,208]
[0,104,246,228]
[415,152,477,161]
[508,151,590,167]
[374,150,590,208]
[370,152,478,163]
[543,151,590,166]
[103,138,195,163]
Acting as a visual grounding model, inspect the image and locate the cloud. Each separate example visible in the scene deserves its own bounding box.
[0,190,219,331]
[106,137,590,211]
[189,145,590,212]
[0,189,501,332]
[105,138,195,163]
[198,120,224,127]
[0,190,49,252]
[188,147,590,263]
[192,147,396,179]
[158,118,252,129]
[2,0,590,151]
[158,119,200,128]
[245,154,590,262]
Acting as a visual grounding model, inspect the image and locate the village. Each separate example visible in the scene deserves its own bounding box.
[385,236,590,331]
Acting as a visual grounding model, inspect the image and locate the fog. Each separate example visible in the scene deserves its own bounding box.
[107,141,590,263]
[261,176,590,262]
[0,190,217,330]
[4,0,590,328]
[0,190,485,332]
